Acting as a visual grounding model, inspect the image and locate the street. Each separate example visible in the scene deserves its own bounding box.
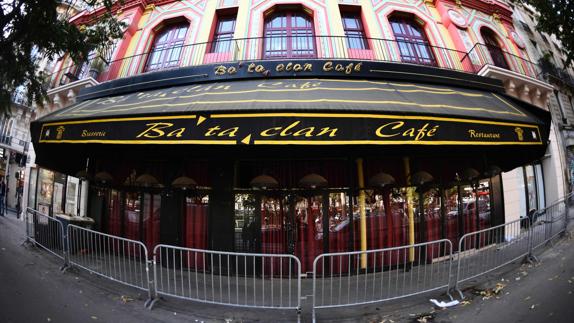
[2,210,574,322]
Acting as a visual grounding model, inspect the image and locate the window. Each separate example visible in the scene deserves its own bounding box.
[211,15,236,53]
[389,16,436,66]
[520,21,532,34]
[145,23,188,72]
[263,10,315,58]
[481,28,509,70]
[342,12,368,49]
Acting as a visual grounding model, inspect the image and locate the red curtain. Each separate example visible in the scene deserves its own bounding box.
[123,193,140,241]
[184,196,208,270]
[106,190,121,236]
[444,187,459,251]
[261,196,289,276]
[143,194,161,253]
[295,196,322,273]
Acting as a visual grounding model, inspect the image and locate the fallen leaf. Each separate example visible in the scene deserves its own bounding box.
[120,295,133,304]
[494,283,506,294]
[524,296,531,301]
[461,300,471,306]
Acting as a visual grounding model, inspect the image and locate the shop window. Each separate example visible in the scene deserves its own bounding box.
[65,176,79,215]
[389,15,436,66]
[234,193,257,253]
[263,9,316,59]
[341,12,369,49]
[480,28,510,70]
[477,179,491,232]
[444,186,459,250]
[145,22,189,72]
[37,168,54,215]
[123,192,141,241]
[294,193,323,272]
[534,164,545,209]
[460,184,477,236]
[524,165,538,212]
[210,15,236,53]
[28,168,38,210]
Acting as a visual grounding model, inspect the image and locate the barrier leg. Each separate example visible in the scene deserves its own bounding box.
[562,200,570,238]
[525,218,538,264]
[145,256,159,310]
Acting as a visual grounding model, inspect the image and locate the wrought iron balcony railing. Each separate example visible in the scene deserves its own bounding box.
[47,35,542,90]
[11,89,28,106]
[461,43,539,79]
[539,59,574,88]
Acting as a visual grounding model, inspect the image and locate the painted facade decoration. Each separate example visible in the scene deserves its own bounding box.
[47,0,534,90]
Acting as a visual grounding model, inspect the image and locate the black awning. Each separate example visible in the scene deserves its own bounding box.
[32,78,549,147]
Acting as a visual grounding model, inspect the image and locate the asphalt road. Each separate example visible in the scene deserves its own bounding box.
[437,232,574,323]
[2,210,573,323]
[0,214,196,323]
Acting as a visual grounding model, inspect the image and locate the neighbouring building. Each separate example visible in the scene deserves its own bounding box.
[26,0,562,272]
[511,1,574,201]
[0,86,33,216]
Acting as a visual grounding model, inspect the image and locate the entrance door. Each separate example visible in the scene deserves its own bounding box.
[122,191,161,255]
[293,193,324,273]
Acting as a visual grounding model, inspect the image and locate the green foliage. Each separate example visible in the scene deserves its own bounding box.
[520,0,574,67]
[0,0,125,114]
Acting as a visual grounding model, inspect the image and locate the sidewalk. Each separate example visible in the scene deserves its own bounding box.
[1,212,573,322]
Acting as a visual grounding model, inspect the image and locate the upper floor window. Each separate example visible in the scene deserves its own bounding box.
[389,15,436,66]
[145,23,189,72]
[342,12,368,50]
[263,9,315,59]
[211,15,236,53]
[481,28,509,70]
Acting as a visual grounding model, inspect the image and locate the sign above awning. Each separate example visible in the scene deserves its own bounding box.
[36,112,542,146]
[32,78,549,147]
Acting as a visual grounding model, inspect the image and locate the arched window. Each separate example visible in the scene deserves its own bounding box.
[389,15,436,66]
[481,28,509,70]
[263,9,315,59]
[145,23,189,72]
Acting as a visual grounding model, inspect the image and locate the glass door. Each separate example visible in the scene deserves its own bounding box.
[294,194,323,273]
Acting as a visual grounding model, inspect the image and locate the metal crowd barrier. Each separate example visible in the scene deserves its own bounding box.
[312,239,453,321]
[530,197,569,251]
[152,245,301,311]
[66,224,152,301]
[25,208,66,261]
[22,191,574,317]
[454,218,531,298]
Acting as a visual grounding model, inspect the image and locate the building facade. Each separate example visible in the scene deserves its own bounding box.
[27,0,562,270]
[1,87,33,215]
[511,1,574,201]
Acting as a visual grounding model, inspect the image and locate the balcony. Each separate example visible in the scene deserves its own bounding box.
[538,59,574,89]
[46,36,552,108]
[0,135,28,154]
[11,89,28,107]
